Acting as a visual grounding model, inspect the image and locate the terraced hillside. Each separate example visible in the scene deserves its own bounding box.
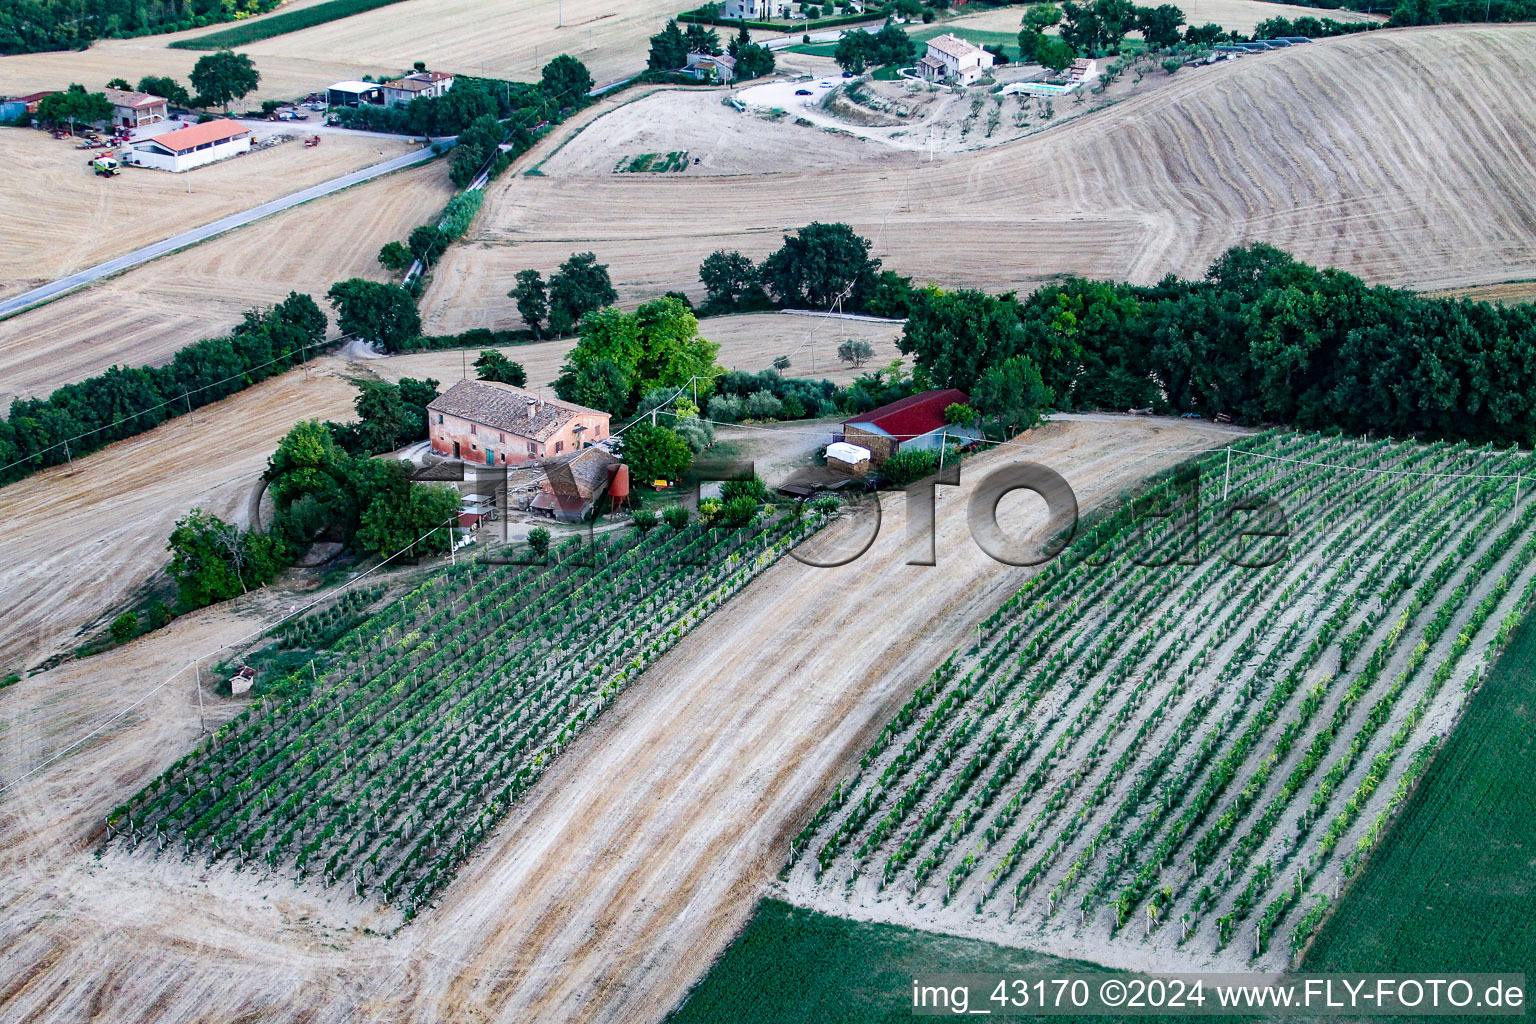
[783,433,1536,969]
[421,26,1536,333]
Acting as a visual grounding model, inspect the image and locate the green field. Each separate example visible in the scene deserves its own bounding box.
[666,899,1109,1023]
[169,0,410,49]
[788,25,1025,61]
[1303,605,1536,976]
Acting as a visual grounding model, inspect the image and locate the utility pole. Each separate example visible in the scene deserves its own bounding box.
[558,0,564,27]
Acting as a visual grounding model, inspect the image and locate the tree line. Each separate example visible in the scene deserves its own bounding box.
[1,0,276,55]
[0,293,327,487]
[897,243,1536,446]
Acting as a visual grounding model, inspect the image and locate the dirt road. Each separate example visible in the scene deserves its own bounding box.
[0,416,1234,1023]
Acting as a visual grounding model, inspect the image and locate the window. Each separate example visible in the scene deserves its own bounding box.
[471,443,478,451]
[436,413,443,424]
[470,423,477,435]
[555,441,564,454]
[527,442,537,455]
[499,432,505,443]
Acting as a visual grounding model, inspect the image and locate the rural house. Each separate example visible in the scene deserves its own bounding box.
[427,379,611,467]
[1067,57,1100,82]
[103,88,168,127]
[381,70,455,107]
[918,33,995,85]
[686,52,738,82]
[723,0,788,18]
[124,118,251,172]
[842,388,980,465]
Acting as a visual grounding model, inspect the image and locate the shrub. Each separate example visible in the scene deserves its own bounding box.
[110,612,139,644]
[527,526,551,558]
[810,495,841,515]
[147,600,173,629]
[663,505,691,530]
[719,495,760,527]
[744,390,784,420]
[698,498,724,525]
[721,476,770,503]
[708,393,745,423]
[631,509,658,531]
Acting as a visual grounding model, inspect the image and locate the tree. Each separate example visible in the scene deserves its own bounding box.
[166,509,288,608]
[834,31,874,73]
[773,355,792,370]
[378,240,412,272]
[540,54,593,105]
[1161,56,1183,73]
[547,252,618,335]
[1136,3,1186,48]
[474,350,528,386]
[760,222,881,309]
[685,22,722,54]
[699,249,760,309]
[266,419,347,507]
[837,339,875,367]
[190,50,260,112]
[499,271,547,342]
[1036,36,1076,72]
[351,378,415,455]
[110,612,138,643]
[408,224,450,266]
[351,461,460,558]
[1023,2,1064,31]
[327,279,420,352]
[619,423,693,484]
[1183,22,1224,45]
[735,41,776,79]
[527,526,551,558]
[648,20,690,70]
[944,402,979,426]
[105,77,131,90]
[35,85,111,132]
[973,354,1054,436]
[137,75,190,105]
[554,297,720,413]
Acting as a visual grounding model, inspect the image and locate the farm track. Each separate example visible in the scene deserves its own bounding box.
[783,434,1536,970]
[0,417,1232,1023]
[421,26,1536,334]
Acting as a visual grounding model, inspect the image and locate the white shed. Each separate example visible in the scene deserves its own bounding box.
[125,118,251,172]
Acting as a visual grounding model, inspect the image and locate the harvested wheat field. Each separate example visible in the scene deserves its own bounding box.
[0,161,452,407]
[940,0,1380,35]
[1429,279,1536,305]
[0,0,679,107]
[422,26,1536,331]
[0,128,418,301]
[0,415,1236,1024]
[0,358,360,673]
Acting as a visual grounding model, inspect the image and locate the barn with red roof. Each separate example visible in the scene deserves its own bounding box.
[841,388,980,465]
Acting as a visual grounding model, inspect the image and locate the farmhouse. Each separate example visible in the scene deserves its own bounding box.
[723,0,788,17]
[1067,57,1100,82]
[427,379,611,467]
[327,80,385,107]
[686,52,738,82]
[103,88,168,127]
[918,34,995,85]
[842,388,979,465]
[531,448,618,522]
[123,118,251,172]
[381,70,455,107]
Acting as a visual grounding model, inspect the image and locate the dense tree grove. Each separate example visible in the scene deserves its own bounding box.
[1,0,279,55]
[554,296,721,414]
[899,244,1536,445]
[33,84,111,130]
[546,252,619,336]
[0,293,325,486]
[166,509,290,609]
[833,23,917,74]
[327,279,421,353]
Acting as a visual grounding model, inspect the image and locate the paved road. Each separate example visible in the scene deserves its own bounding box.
[0,144,442,320]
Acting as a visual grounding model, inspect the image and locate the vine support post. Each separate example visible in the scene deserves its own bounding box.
[1223,447,1232,502]
[195,660,205,735]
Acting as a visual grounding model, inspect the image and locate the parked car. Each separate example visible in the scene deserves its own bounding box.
[795,88,813,95]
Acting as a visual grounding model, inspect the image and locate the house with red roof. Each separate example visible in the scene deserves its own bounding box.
[841,388,980,465]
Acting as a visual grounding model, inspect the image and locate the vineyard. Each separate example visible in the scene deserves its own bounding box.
[107,512,822,919]
[783,432,1536,967]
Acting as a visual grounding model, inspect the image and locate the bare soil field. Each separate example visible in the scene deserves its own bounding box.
[0,0,676,107]
[1428,280,1536,305]
[422,26,1536,328]
[0,127,417,301]
[0,160,452,407]
[536,88,888,177]
[397,313,904,384]
[0,415,1234,1024]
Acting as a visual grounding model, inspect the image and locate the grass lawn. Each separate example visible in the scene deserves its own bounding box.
[1303,605,1536,977]
[169,0,411,48]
